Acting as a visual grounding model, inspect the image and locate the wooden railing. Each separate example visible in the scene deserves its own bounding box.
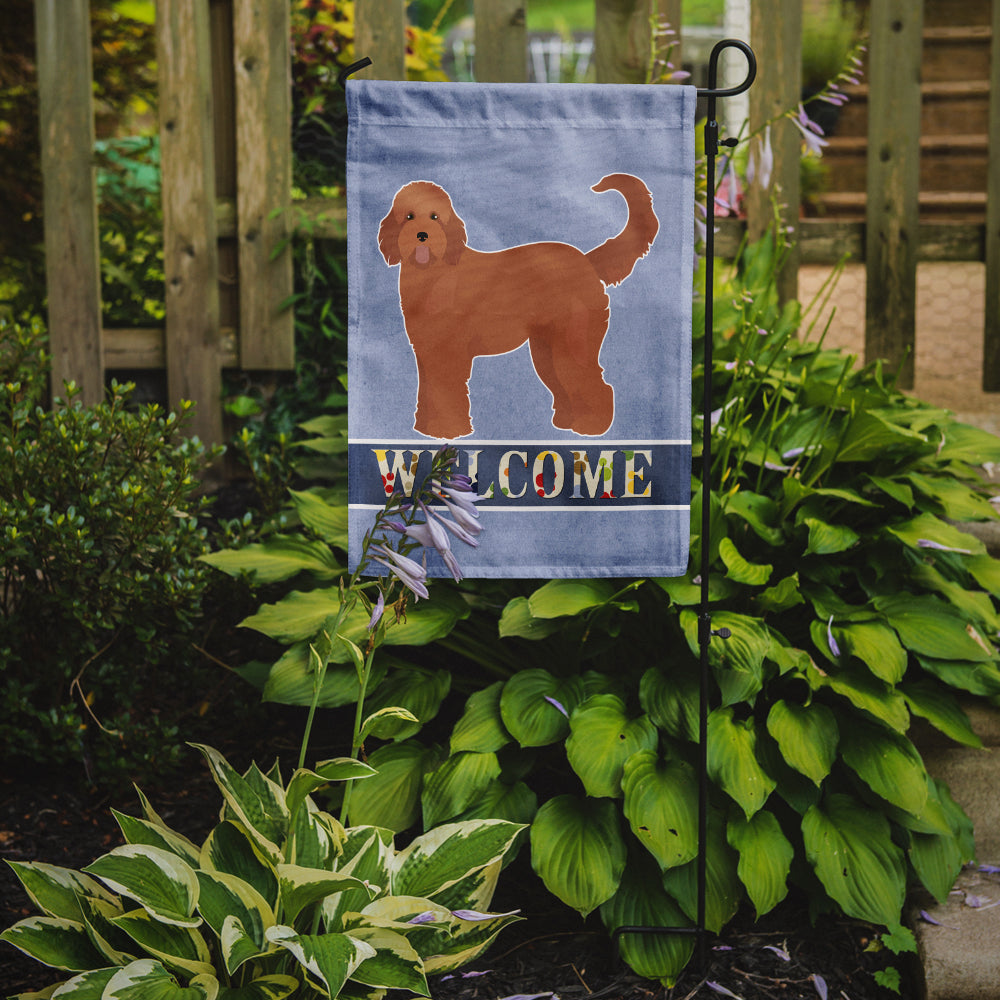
[32,0,1000,445]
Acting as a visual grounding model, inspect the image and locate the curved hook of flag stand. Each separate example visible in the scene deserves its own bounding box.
[612,38,756,974]
[339,39,758,976]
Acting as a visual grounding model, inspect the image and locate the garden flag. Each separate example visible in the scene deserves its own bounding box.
[346,79,696,578]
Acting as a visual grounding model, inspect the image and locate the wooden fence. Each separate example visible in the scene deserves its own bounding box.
[33,0,1000,445]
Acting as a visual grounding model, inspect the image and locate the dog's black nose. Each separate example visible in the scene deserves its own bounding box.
[416,232,428,242]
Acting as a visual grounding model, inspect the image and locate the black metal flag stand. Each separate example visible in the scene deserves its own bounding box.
[339,37,758,974]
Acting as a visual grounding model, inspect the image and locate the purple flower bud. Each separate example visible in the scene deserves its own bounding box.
[544,695,569,717]
[812,974,828,1000]
[407,911,437,925]
[371,544,429,600]
[917,539,972,554]
[367,591,385,631]
[827,616,841,658]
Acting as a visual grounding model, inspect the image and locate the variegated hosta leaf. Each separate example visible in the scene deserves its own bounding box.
[565,695,658,799]
[83,846,200,928]
[802,793,906,926]
[529,795,626,917]
[195,871,274,974]
[323,829,393,931]
[285,760,375,824]
[213,974,300,1000]
[391,820,524,901]
[190,745,287,863]
[344,926,429,995]
[838,718,929,817]
[707,707,776,819]
[765,700,838,786]
[621,751,699,871]
[112,810,202,868]
[347,740,443,832]
[661,810,742,934]
[102,958,218,999]
[727,810,793,918]
[265,926,375,998]
[45,966,118,997]
[110,908,214,979]
[499,669,585,747]
[421,751,502,829]
[4,862,118,922]
[450,681,511,754]
[421,907,523,975]
[599,853,694,987]
[424,859,501,916]
[77,894,136,966]
[200,822,278,910]
[277,864,376,925]
[0,916,107,971]
[288,802,343,870]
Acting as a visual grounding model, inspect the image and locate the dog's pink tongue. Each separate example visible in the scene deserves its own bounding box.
[415,244,430,265]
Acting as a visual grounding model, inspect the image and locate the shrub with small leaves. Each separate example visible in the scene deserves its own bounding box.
[0,317,220,783]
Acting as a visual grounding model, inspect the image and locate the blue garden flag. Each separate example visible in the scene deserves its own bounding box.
[347,80,696,578]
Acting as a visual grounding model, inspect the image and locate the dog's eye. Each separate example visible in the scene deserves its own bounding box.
[430,213,438,220]
[406,212,414,220]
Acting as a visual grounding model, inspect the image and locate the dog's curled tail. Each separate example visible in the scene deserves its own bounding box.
[586,173,660,287]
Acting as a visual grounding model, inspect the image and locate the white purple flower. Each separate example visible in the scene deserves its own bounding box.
[791,104,829,156]
[371,543,429,600]
[367,591,385,631]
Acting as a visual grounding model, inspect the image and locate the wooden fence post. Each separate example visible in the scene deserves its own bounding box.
[233,0,294,370]
[594,0,653,84]
[983,0,1000,390]
[746,0,801,305]
[34,0,104,405]
[157,0,223,445]
[865,0,923,389]
[474,0,526,83]
[354,0,407,80]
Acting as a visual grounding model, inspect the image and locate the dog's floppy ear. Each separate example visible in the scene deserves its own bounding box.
[442,211,467,265]
[378,211,401,266]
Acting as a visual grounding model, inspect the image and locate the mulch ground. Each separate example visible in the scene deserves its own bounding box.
[1,737,913,1000]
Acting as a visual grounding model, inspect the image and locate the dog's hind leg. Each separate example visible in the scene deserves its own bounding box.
[413,353,475,439]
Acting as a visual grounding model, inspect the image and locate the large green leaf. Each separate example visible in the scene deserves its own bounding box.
[807,660,909,732]
[803,517,859,556]
[886,512,985,556]
[838,718,928,817]
[216,975,299,1000]
[802,794,906,926]
[874,593,995,662]
[906,472,998,522]
[835,410,927,463]
[497,597,564,639]
[680,610,771,706]
[260,643,387,709]
[727,811,793,918]
[83,846,200,928]
[530,795,626,917]
[265,926,374,998]
[421,751,502,828]
[565,695,658,798]
[450,682,511,754]
[639,664,699,742]
[0,916,107,972]
[392,820,524,901]
[276,865,373,925]
[765,700,838,786]
[499,670,584,747]
[346,740,442,832]
[724,490,784,545]
[288,488,349,547]
[599,853,694,987]
[916,655,1000,697]
[527,579,616,618]
[199,535,341,584]
[660,810,742,934]
[718,537,772,586]
[835,621,908,684]
[621,751,699,871]
[900,680,982,748]
[707,708,776,818]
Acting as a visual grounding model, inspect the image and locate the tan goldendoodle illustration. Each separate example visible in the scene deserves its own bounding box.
[378,173,659,438]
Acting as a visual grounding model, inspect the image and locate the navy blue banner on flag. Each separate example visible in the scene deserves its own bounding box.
[346,80,695,578]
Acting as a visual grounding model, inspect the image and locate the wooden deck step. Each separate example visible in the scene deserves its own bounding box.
[814,190,987,222]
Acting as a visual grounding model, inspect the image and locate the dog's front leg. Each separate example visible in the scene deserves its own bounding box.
[412,350,475,439]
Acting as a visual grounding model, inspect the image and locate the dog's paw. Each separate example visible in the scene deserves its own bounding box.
[415,418,474,439]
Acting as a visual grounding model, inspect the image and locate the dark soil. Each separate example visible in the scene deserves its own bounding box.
[1,744,915,1000]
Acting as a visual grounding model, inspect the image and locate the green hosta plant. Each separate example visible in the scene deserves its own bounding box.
[339,235,998,985]
[1,743,523,999]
